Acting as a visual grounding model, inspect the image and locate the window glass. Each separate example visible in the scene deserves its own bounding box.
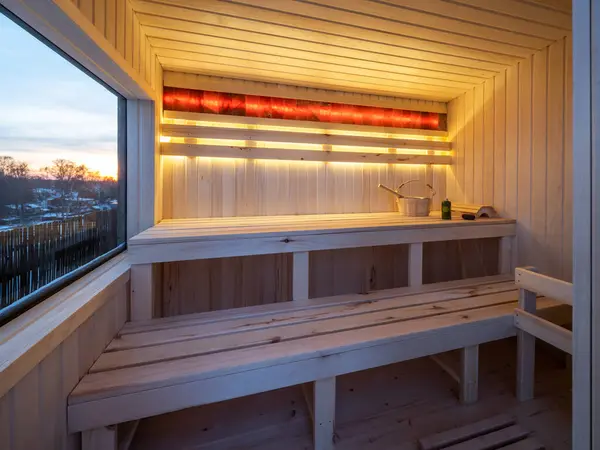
[0,12,125,315]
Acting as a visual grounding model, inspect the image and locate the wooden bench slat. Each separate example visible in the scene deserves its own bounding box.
[419,414,516,450]
[120,274,514,335]
[94,291,520,372]
[69,306,525,433]
[130,214,517,245]
[71,303,523,406]
[109,282,518,352]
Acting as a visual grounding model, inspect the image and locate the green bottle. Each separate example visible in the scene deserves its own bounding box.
[441,198,452,220]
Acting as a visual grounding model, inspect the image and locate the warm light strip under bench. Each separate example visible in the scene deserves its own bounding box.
[128,213,516,321]
[161,143,451,165]
[161,124,452,151]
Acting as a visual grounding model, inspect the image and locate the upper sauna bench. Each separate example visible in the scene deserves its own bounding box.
[128,212,516,264]
[127,212,516,321]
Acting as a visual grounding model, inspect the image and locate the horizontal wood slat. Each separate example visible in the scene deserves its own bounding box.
[514,309,572,354]
[124,274,513,332]
[161,143,452,165]
[104,281,518,352]
[515,267,573,305]
[161,124,451,151]
[94,290,520,372]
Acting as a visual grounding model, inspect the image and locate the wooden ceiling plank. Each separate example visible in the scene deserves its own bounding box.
[146,29,488,84]
[163,75,449,113]
[150,39,475,89]
[301,0,554,48]
[143,25,498,80]
[131,1,522,65]
[377,0,569,40]
[158,58,457,101]
[149,0,539,58]
[135,12,509,74]
[447,0,571,29]
[156,52,467,96]
[158,56,464,97]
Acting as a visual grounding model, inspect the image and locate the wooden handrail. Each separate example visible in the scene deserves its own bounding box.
[514,267,573,400]
[514,309,572,354]
[515,267,573,305]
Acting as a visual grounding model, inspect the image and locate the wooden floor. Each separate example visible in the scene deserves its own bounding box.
[131,339,571,450]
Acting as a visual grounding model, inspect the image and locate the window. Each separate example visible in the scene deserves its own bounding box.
[0,10,125,321]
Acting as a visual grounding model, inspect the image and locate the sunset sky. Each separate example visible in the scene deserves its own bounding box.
[0,13,119,179]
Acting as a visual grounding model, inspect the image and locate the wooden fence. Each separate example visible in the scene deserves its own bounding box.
[0,210,118,308]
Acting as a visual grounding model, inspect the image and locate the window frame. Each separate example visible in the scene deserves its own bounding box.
[0,6,127,325]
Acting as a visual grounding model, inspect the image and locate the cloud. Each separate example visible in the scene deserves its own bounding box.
[0,14,119,177]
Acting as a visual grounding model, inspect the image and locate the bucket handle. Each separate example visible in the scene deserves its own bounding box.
[397,180,436,199]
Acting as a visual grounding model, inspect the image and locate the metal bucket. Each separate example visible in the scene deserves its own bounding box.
[379,180,436,217]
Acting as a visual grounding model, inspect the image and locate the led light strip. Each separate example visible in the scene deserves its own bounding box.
[162,118,448,143]
[160,136,451,156]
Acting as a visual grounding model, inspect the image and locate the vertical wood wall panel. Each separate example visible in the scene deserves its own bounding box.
[531,46,548,274]
[448,36,572,281]
[71,0,160,94]
[162,159,445,218]
[0,282,129,450]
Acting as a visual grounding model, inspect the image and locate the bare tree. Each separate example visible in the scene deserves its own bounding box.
[43,159,87,217]
[0,156,32,223]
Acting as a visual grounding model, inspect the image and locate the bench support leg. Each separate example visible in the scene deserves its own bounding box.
[517,287,537,401]
[408,242,423,287]
[131,263,154,321]
[293,251,310,301]
[314,377,336,450]
[460,345,479,404]
[517,330,536,401]
[499,236,515,275]
[82,426,117,450]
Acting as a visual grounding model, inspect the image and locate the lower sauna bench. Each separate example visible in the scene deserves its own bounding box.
[67,275,564,450]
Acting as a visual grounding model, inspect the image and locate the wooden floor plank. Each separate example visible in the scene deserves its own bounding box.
[419,414,515,450]
[501,437,545,450]
[94,291,520,372]
[444,425,529,450]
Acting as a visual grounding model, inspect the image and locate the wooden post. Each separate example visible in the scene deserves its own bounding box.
[460,345,479,404]
[293,251,309,301]
[517,287,537,401]
[409,242,423,287]
[82,426,117,450]
[498,236,514,275]
[130,263,154,321]
[314,377,336,450]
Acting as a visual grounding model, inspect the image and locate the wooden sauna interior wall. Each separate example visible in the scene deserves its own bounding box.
[0,277,129,450]
[447,36,573,281]
[159,76,500,315]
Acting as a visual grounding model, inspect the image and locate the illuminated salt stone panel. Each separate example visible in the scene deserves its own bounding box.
[163,87,447,131]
